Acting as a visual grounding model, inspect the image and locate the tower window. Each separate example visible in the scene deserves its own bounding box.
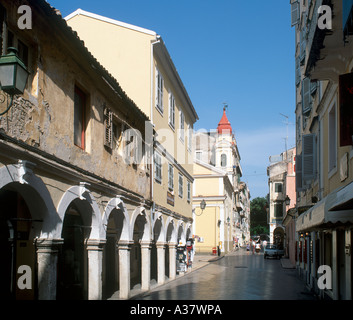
[221,154,227,167]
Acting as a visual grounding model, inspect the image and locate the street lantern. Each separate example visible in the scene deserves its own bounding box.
[0,47,29,115]
[195,199,207,216]
[200,199,206,210]
[285,195,291,206]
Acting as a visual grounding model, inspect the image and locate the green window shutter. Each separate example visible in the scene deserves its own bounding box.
[295,57,301,86]
[291,1,300,26]
[302,77,311,114]
[302,134,316,184]
[296,154,303,191]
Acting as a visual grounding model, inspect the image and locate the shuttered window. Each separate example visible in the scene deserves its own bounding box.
[104,106,113,149]
[302,77,311,114]
[291,1,300,26]
[295,57,301,86]
[169,92,175,128]
[302,134,316,183]
[187,180,191,202]
[299,26,306,64]
[296,154,303,191]
[156,68,164,113]
[154,151,162,183]
[178,173,183,198]
[123,129,142,165]
[179,111,185,142]
[168,163,174,191]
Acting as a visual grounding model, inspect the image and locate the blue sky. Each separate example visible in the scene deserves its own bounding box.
[49,0,296,199]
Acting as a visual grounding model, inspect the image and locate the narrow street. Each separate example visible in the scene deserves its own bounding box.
[133,248,316,300]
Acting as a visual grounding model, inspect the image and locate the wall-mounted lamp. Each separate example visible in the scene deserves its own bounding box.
[195,199,207,216]
[0,47,29,115]
[285,195,291,206]
[200,199,206,211]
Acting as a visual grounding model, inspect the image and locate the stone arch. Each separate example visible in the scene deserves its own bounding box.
[274,226,285,249]
[102,197,130,299]
[0,162,59,238]
[0,161,59,299]
[177,220,186,245]
[56,184,104,240]
[165,217,177,244]
[185,223,193,241]
[102,197,130,241]
[153,211,166,243]
[129,206,151,242]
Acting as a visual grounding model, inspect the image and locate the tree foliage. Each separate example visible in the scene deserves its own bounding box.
[250,197,268,236]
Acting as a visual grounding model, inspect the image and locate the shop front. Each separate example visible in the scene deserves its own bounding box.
[296,183,353,300]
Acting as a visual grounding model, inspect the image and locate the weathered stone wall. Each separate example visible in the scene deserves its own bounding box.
[0,0,150,199]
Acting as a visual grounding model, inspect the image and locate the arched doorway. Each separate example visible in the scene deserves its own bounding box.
[57,201,91,300]
[0,189,36,300]
[274,227,284,250]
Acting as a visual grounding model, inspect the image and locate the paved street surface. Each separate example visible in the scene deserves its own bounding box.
[132,248,316,300]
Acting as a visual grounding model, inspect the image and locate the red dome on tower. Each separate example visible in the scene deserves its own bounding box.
[217,107,232,134]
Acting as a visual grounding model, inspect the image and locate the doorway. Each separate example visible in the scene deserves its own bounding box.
[0,189,35,300]
[57,204,87,300]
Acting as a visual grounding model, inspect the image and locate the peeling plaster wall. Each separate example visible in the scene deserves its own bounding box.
[0,1,150,200]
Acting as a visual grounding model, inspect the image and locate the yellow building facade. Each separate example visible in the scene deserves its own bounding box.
[193,160,234,254]
[66,10,198,233]
[66,9,198,289]
[192,108,250,254]
[292,0,353,300]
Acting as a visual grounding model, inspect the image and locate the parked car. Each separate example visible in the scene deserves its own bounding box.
[264,244,282,259]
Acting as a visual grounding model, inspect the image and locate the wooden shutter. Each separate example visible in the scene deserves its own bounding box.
[133,130,142,165]
[291,1,300,26]
[339,72,353,146]
[156,69,163,112]
[104,106,112,149]
[295,57,301,86]
[302,134,316,183]
[296,154,303,191]
[299,26,306,63]
[310,80,317,95]
[302,77,311,114]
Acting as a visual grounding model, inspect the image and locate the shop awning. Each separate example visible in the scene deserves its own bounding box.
[328,181,353,211]
[296,182,353,232]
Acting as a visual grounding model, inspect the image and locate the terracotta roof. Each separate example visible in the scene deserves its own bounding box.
[35,0,150,123]
[217,107,232,134]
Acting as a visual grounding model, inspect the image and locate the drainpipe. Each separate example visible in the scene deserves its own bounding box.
[150,35,160,222]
